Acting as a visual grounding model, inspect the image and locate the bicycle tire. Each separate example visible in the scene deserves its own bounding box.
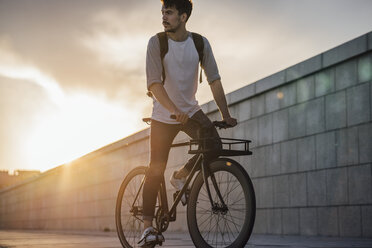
[187,158,256,248]
[116,166,159,248]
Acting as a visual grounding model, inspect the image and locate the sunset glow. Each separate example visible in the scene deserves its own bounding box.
[0,60,145,172]
[21,92,142,172]
[1,0,372,173]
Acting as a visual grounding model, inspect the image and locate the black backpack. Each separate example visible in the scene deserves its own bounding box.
[147,31,204,97]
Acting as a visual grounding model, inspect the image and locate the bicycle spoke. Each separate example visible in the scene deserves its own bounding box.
[204,214,218,242]
[223,214,234,244]
[225,181,242,197]
[226,211,241,234]
[196,205,214,212]
[215,213,221,246]
[205,211,214,241]
[199,187,210,200]
[220,212,241,228]
[229,196,245,206]
[224,218,238,243]
[190,165,254,248]
[197,212,213,228]
[221,221,239,244]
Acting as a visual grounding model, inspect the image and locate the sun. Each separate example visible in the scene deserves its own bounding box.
[22,92,145,172]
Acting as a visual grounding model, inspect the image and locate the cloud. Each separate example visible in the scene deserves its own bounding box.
[0,44,65,105]
[78,8,151,103]
[0,0,157,107]
[81,27,148,71]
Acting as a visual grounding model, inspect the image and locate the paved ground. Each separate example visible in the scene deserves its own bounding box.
[1,230,372,248]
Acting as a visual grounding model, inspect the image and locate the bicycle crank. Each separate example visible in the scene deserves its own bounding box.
[155,208,169,232]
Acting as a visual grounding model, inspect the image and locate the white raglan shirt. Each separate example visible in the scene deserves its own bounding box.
[146,32,220,124]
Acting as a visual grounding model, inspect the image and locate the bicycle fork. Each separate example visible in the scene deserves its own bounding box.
[201,157,228,213]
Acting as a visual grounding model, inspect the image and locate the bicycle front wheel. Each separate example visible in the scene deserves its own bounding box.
[116,166,155,248]
[187,158,256,248]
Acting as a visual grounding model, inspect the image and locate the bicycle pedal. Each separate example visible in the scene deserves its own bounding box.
[181,189,190,206]
[151,240,163,247]
[143,242,158,248]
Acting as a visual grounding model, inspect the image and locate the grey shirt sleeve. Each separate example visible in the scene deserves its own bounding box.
[146,35,163,90]
[202,36,221,84]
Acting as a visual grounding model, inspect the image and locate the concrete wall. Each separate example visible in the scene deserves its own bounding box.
[1,31,371,238]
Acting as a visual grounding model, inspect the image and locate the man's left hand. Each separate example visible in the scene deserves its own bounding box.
[223,117,237,127]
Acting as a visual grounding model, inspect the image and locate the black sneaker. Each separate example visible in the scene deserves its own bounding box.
[137,227,164,247]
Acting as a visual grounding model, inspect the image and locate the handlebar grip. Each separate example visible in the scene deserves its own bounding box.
[213,121,233,129]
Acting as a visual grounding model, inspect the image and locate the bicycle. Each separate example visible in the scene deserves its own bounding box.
[115,116,256,248]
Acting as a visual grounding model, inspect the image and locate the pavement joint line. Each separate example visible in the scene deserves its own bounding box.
[1,230,372,248]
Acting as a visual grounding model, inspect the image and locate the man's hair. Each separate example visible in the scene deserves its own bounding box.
[161,0,193,21]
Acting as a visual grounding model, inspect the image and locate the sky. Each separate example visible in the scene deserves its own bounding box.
[1,0,372,173]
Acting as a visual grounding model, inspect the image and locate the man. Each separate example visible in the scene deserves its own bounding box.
[139,0,237,246]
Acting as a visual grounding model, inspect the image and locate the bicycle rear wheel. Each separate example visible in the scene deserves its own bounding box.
[187,158,256,248]
[116,166,158,248]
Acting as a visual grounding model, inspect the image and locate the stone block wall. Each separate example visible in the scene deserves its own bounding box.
[1,31,371,238]
[222,33,372,238]
[0,130,151,231]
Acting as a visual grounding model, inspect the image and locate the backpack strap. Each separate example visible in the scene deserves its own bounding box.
[157,32,168,84]
[191,32,204,65]
[191,32,204,83]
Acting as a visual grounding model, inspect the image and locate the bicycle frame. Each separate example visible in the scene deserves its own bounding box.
[117,117,255,247]
[130,153,202,220]
[130,149,227,229]
[130,118,251,233]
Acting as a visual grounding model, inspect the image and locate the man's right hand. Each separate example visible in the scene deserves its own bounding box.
[173,110,188,124]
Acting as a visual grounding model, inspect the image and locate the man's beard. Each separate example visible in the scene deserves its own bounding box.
[165,27,176,33]
[163,21,181,33]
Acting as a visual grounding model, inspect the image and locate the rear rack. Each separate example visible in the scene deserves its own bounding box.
[188,138,252,156]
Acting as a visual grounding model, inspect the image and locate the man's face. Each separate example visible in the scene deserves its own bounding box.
[161,5,184,33]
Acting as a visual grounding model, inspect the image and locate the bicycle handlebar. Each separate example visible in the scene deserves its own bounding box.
[170,114,233,129]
